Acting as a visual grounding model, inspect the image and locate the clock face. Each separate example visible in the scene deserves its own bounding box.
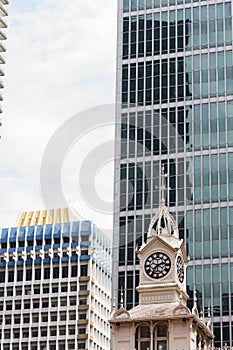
[176,255,184,283]
[144,252,171,279]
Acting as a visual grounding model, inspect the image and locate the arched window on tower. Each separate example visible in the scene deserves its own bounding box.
[154,323,168,350]
[135,324,150,350]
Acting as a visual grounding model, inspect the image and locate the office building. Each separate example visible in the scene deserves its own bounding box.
[0,209,112,350]
[113,0,233,346]
[0,0,8,124]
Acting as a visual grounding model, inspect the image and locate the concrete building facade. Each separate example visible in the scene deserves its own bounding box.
[0,210,112,350]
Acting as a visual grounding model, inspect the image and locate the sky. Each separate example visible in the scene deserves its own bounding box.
[0,0,117,234]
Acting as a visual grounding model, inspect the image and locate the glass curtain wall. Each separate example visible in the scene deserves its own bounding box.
[113,0,233,346]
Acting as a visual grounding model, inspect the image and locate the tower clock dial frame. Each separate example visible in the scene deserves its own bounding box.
[144,252,171,279]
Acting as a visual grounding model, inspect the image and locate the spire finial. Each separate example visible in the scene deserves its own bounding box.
[192,290,199,317]
[120,287,124,308]
[160,164,167,206]
[207,306,212,331]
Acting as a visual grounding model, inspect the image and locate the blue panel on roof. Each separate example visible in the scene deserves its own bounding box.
[36,225,43,239]
[18,227,26,242]
[1,228,8,242]
[62,222,70,237]
[26,226,34,240]
[54,223,61,238]
[61,257,69,262]
[71,222,79,240]
[9,228,17,242]
[71,256,78,262]
[44,224,52,238]
[81,221,91,234]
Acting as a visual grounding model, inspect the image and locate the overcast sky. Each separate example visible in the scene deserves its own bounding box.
[0,0,117,231]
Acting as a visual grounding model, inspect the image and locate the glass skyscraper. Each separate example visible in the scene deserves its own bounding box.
[113,0,233,347]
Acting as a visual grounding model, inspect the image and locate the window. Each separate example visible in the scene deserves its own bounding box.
[8,270,14,282]
[41,313,48,322]
[32,329,38,337]
[80,265,88,276]
[52,285,58,293]
[78,312,86,320]
[36,239,42,246]
[35,268,41,280]
[79,284,87,291]
[6,302,12,310]
[63,236,69,244]
[71,265,77,277]
[70,297,76,306]
[70,284,77,291]
[69,327,75,335]
[15,301,21,310]
[41,328,47,337]
[0,271,5,283]
[61,285,67,292]
[45,238,51,245]
[32,314,39,322]
[17,270,23,282]
[5,316,11,325]
[50,328,57,336]
[81,249,88,256]
[60,312,66,321]
[59,327,66,335]
[50,313,57,322]
[69,312,76,320]
[23,316,30,323]
[43,285,49,293]
[13,330,20,339]
[24,301,30,309]
[23,330,29,338]
[60,298,67,307]
[135,325,150,350]
[34,287,40,294]
[51,298,57,307]
[54,237,60,244]
[42,300,49,308]
[16,287,22,295]
[7,288,13,296]
[44,267,50,279]
[27,240,33,247]
[78,327,86,334]
[53,267,59,279]
[14,316,20,324]
[62,266,68,278]
[33,300,40,309]
[4,331,10,339]
[26,269,32,281]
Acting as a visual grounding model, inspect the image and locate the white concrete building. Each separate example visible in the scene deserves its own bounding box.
[0,209,112,350]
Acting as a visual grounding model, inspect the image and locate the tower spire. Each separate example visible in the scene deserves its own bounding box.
[160,164,167,206]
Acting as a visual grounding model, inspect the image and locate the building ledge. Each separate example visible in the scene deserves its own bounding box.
[0,4,8,16]
[0,17,7,29]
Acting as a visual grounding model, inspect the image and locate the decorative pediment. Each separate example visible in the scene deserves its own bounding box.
[112,307,131,320]
[173,305,191,316]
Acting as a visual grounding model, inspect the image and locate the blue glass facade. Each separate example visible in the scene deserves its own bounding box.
[114,0,233,346]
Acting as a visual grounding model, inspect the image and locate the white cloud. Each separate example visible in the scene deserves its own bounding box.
[0,0,117,228]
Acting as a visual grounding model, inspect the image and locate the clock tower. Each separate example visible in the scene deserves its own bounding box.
[110,166,214,350]
[137,166,189,306]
